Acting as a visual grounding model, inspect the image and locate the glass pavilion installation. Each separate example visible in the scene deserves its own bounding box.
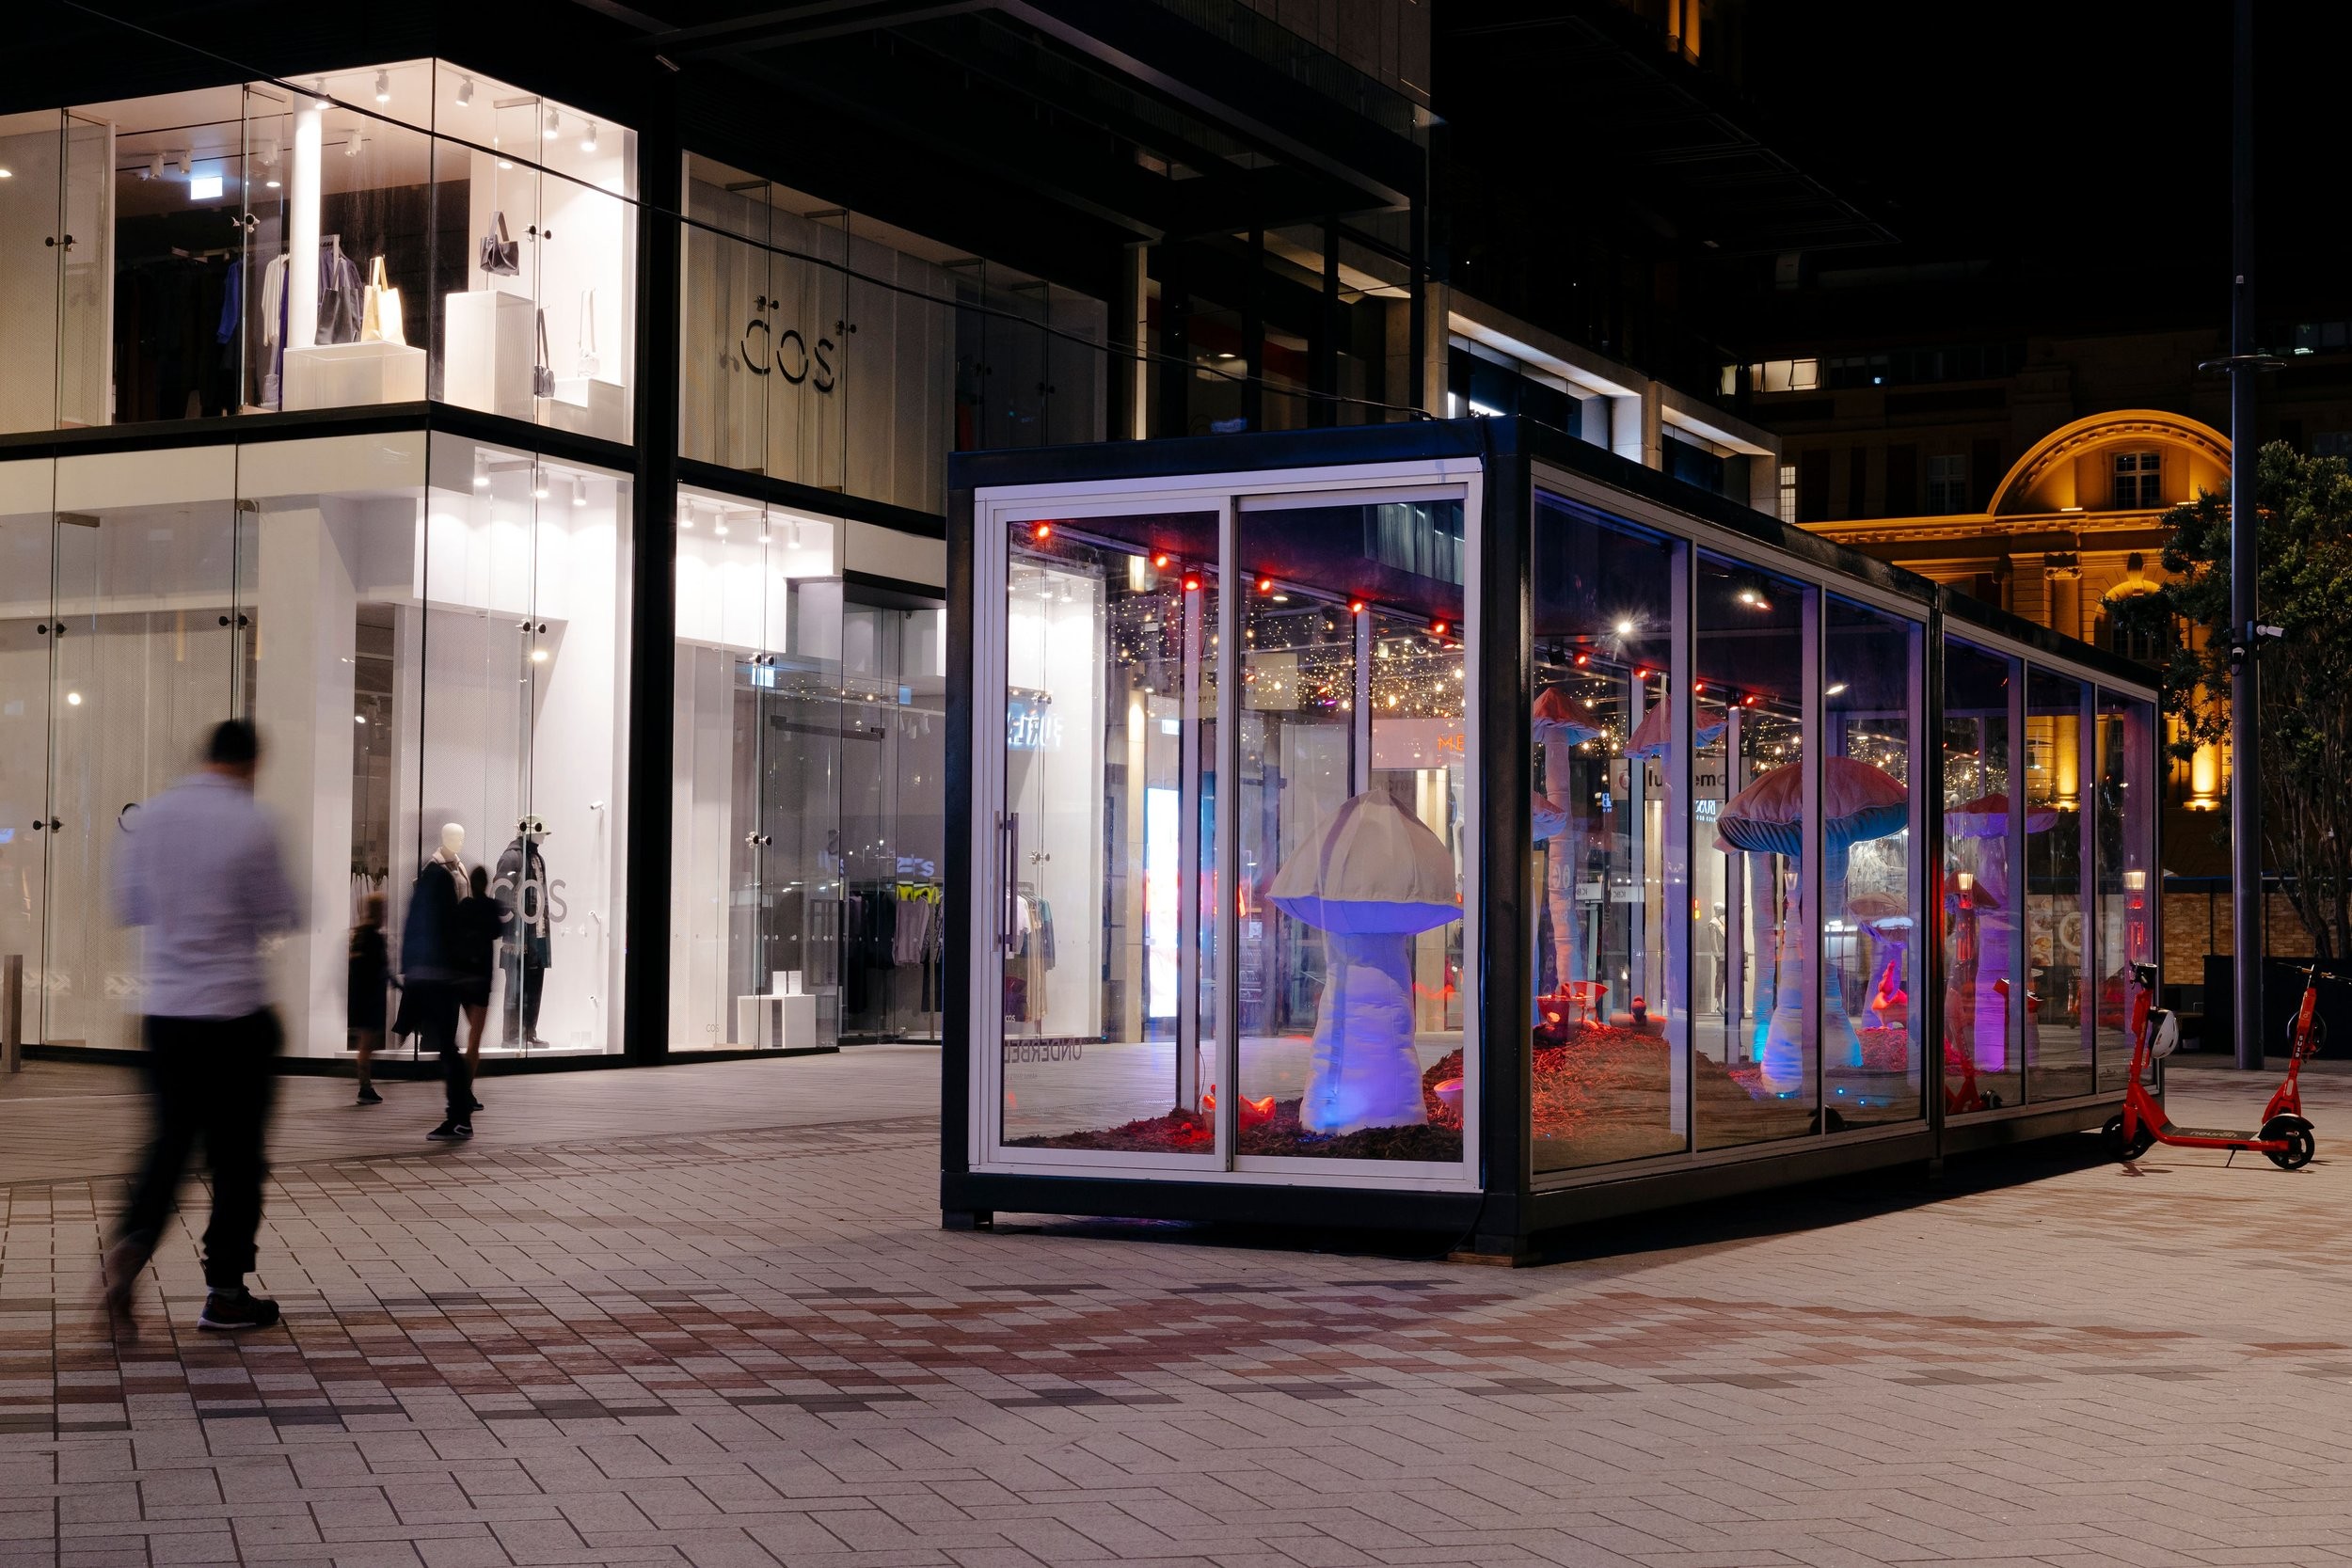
[943,420,2159,1257]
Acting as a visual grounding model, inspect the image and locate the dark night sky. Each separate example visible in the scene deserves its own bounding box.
[1740,0,2342,323]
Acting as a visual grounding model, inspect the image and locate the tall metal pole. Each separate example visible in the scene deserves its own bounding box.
[2228,0,2264,1070]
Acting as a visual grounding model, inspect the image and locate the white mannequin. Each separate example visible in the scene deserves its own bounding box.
[432,821,468,892]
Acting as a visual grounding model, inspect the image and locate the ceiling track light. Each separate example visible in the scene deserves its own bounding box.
[580,119,598,153]
[544,107,561,140]
[373,70,390,103]
[454,74,474,109]
[471,452,489,489]
[345,135,365,159]
[571,476,587,508]
[176,149,191,177]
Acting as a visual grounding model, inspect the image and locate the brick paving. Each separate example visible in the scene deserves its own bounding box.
[4,1048,2351,1567]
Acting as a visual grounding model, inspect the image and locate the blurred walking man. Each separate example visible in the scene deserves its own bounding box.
[103,720,299,1333]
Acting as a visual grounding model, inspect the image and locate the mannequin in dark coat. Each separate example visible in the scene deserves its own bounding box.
[494,832,551,1046]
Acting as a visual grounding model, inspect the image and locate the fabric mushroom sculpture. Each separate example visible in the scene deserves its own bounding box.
[1942,792,2058,1072]
[1269,790,1461,1134]
[1712,755,1909,1092]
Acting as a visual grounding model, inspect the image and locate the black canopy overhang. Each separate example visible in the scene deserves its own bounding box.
[626,0,1422,244]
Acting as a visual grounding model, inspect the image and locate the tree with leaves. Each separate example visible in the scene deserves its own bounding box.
[2118,441,2352,961]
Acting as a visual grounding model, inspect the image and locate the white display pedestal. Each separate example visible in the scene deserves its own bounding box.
[546,374,626,443]
[734,992,819,1051]
[281,340,427,410]
[443,288,535,420]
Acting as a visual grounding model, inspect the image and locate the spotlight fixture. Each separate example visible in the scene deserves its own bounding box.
[455,74,474,109]
[1183,575,1201,593]
[1152,552,1170,569]
[176,149,191,176]
[678,504,694,531]
[580,119,598,154]
[571,476,587,508]
[714,518,728,537]
[1825,682,1849,697]
[786,516,802,549]
[373,70,390,103]
[144,152,162,181]
[1430,618,1448,637]
[345,135,364,159]
[471,452,489,489]
[1574,651,1590,667]
[531,467,549,499]
[1348,599,1367,615]
[544,107,561,141]
[1031,522,1051,540]
[1615,617,1635,635]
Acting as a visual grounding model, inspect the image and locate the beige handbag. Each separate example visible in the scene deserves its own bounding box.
[361,256,405,346]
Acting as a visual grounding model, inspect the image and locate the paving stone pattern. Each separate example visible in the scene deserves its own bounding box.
[5,1049,2352,1567]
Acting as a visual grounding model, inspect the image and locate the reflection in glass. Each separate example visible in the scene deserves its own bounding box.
[1942,640,2019,1111]
[1233,499,1467,1162]
[1822,598,1922,1127]
[2025,668,2092,1099]
[997,513,1221,1155]
[1695,554,1814,1148]
[1529,497,1682,1169]
[2095,690,2156,1089]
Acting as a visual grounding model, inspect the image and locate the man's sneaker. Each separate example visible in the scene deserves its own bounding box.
[356,1085,383,1104]
[197,1289,280,1332]
[468,1096,483,1112]
[427,1120,473,1141]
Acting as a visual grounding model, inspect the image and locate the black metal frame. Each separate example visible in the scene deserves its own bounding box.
[943,417,2159,1255]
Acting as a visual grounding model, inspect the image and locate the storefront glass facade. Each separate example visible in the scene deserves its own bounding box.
[0,63,635,440]
[0,434,631,1057]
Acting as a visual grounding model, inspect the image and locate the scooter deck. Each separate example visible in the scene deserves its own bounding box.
[2158,1121,2264,1143]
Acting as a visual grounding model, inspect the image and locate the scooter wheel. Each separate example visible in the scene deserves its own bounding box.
[2103,1114,2155,1161]
[2261,1116,2316,1171]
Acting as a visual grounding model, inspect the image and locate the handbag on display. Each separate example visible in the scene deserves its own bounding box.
[576,288,598,378]
[532,309,556,398]
[360,256,405,346]
[478,212,519,277]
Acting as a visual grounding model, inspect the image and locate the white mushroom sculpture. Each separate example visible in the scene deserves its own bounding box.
[1269,790,1461,1134]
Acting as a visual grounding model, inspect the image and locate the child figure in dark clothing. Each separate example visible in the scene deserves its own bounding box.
[454,865,500,1109]
[348,893,391,1104]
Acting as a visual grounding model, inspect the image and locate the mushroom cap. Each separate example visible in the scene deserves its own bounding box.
[1626,701,1731,759]
[1533,684,1605,742]
[1270,789,1461,934]
[1945,791,2060,838]
[1712,755,1908,857]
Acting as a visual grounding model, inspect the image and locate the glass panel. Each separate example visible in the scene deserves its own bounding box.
[56,112,113,427]
[238,88,432,414]
[2095,689,2156,1089]
[998,512,1221,1155]
[1942,639,2019,1112]
[1235,498,1468,1163]
[0,112,64,434]
[679,180,772,473]
[669,490,797,1050]
[436,127,539,421]
[535,169,634,441]
[2025,667,2091,1100]
[413,438,629,1058]
[838,594,946,1043]
[1529,495,1681,1170]
[0,464,55,1034]
[1822,598,1921,1129]
[1694,553,1813,1148]
[44,450,242,1050]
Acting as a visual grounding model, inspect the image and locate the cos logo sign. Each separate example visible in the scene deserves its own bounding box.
[743,296,853,391]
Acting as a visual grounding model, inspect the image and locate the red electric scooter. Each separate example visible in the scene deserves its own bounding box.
[2103,959,2319,1169]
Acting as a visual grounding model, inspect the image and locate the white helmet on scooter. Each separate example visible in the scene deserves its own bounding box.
[2149,1008,2181,1060]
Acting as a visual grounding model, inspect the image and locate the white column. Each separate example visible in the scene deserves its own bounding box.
[287,96,323,356]
[257,499,359,1056]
